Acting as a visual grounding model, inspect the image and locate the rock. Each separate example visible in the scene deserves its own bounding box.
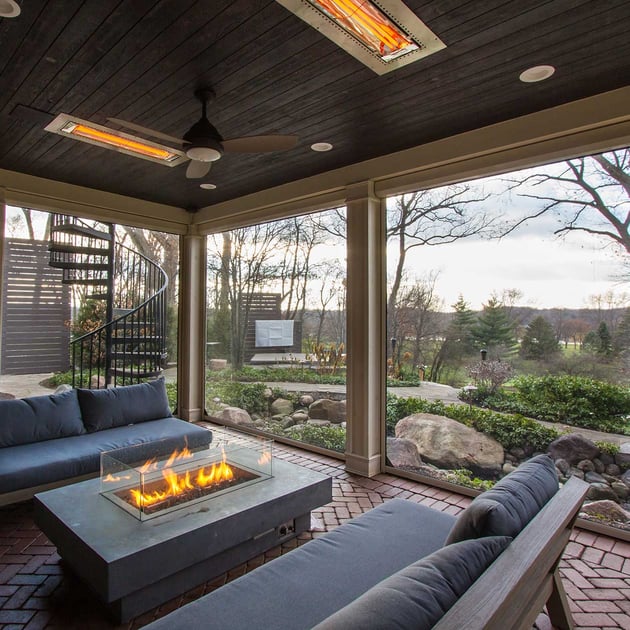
[291,411,309,424]
[309,399,346,424]
[606,464,621,477]
[54,384,73,394]
[299,394,314,406]
[612,482,630,501]
[386,438,423,468]
[502,463,517,475]
[584,471,606,484]
[599,452,615,466]
[90,374,106,389]
[548,434,599,464]
[220,406,254,427]
[208,359,227,371]
[580,500,630,524]
[567,467,585,480]
[281,416,296,429]
[621,469,630,488]
[395,413,504,476]
[554,458,570,475]
[307,419,332,427]
[263,388,273,399]
[592,458,606,474]
[270,398,294,416]
[577,459,595,473]
[509,447,526,460]
[586,482,618,502]
[615,445,630,468]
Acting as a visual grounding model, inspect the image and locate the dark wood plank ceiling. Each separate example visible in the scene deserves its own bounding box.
[1,0,629,212]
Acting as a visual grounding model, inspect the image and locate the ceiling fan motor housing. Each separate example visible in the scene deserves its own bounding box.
[183,118,224,162]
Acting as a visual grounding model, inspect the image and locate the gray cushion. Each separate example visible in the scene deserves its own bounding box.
[0,389,84,447]
[143,498,457,630]
[445,454,558,544]
[77,379,172,432]
[313,535,512,630]
[0,417,211,493]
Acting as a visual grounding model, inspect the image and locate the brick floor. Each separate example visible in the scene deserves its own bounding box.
[2,442,630,629]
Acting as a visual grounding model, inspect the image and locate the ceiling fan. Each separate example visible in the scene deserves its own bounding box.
[108,88,298,179]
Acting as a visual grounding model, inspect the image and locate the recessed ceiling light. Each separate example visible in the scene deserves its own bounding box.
[311,142,333,152]
[519,65,555,83]
[0,0,20,17]
[200,183,217,190]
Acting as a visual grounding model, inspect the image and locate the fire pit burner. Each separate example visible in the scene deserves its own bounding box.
[100,435,273,520]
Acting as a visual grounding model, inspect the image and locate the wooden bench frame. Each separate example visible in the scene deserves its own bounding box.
[435,475,589,630]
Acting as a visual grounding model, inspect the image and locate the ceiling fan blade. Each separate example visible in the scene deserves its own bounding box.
[186,160,211,179]
[222,134,298,153]
[107,117,184,146]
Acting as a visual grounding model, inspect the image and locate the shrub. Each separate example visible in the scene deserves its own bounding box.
[205,381,269,415]
[510,375,630,433]
[287,424,346,453]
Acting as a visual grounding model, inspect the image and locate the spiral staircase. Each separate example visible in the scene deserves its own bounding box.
[48,214,168,388]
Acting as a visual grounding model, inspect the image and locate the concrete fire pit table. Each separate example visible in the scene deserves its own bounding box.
[34,457,332,622]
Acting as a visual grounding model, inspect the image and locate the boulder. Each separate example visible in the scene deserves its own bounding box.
[580,500,630,525]
[395,413,504,476]
[606,463,621,477]
[554,458,570,475]
[586,482,618,502]
[548,434,599,464]
[386,438,422,468]
[291,411,309,424]
[54,384,73,394]
[270,398,294,416]
[299,394,314,406]
[281,416,296,429]
[220,406,255,427]
[615,443,630,468]
[307,419,332,427]
[612,482,630,501]
[584,471,606,484]
[577,459,595,473]
[309,399,346,424]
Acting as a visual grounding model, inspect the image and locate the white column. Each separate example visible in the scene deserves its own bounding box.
[345,181,386,477]
[177,230,206,421]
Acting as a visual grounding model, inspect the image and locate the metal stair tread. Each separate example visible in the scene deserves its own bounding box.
[51,223,112,241]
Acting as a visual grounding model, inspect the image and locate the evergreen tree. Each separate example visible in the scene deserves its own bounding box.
[613,308,630,357]
[519,315,560,360]
[584,321,614,356]
[471,296,517,357]
[448,295,476,356]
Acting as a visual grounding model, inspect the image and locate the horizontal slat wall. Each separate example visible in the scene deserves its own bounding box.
[1,239,71,374]
[243,293,302,361]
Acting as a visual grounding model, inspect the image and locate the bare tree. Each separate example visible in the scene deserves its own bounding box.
[386,186,493,353]
[503,149,630,253]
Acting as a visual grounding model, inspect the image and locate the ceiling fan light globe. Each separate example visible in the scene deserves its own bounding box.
[186,146,222,162]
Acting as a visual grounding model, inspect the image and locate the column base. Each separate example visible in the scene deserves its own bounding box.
[344,452,382,478]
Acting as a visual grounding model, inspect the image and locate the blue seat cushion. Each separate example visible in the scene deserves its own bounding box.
[0,389,84,448]
[0,418,211,493]
[313,535,512,630]
[143,498,457,630]
[77,379,172,432]
[445,454,559,544]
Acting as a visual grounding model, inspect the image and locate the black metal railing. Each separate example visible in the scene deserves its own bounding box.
[50,215,168,388]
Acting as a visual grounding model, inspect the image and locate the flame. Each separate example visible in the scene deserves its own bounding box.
[130,447,234,509]
[103,473,132,482]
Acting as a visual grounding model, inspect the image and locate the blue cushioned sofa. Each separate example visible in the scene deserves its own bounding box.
[144,455,588,630]
[0,379,212,505]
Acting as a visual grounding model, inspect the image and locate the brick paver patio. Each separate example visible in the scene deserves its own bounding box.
[2,439,630,629]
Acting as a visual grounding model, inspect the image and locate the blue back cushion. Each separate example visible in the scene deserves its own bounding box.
[445,454,559,544]
[0,389,85,447]
[313,536,511,630]
[77,379,172,432]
